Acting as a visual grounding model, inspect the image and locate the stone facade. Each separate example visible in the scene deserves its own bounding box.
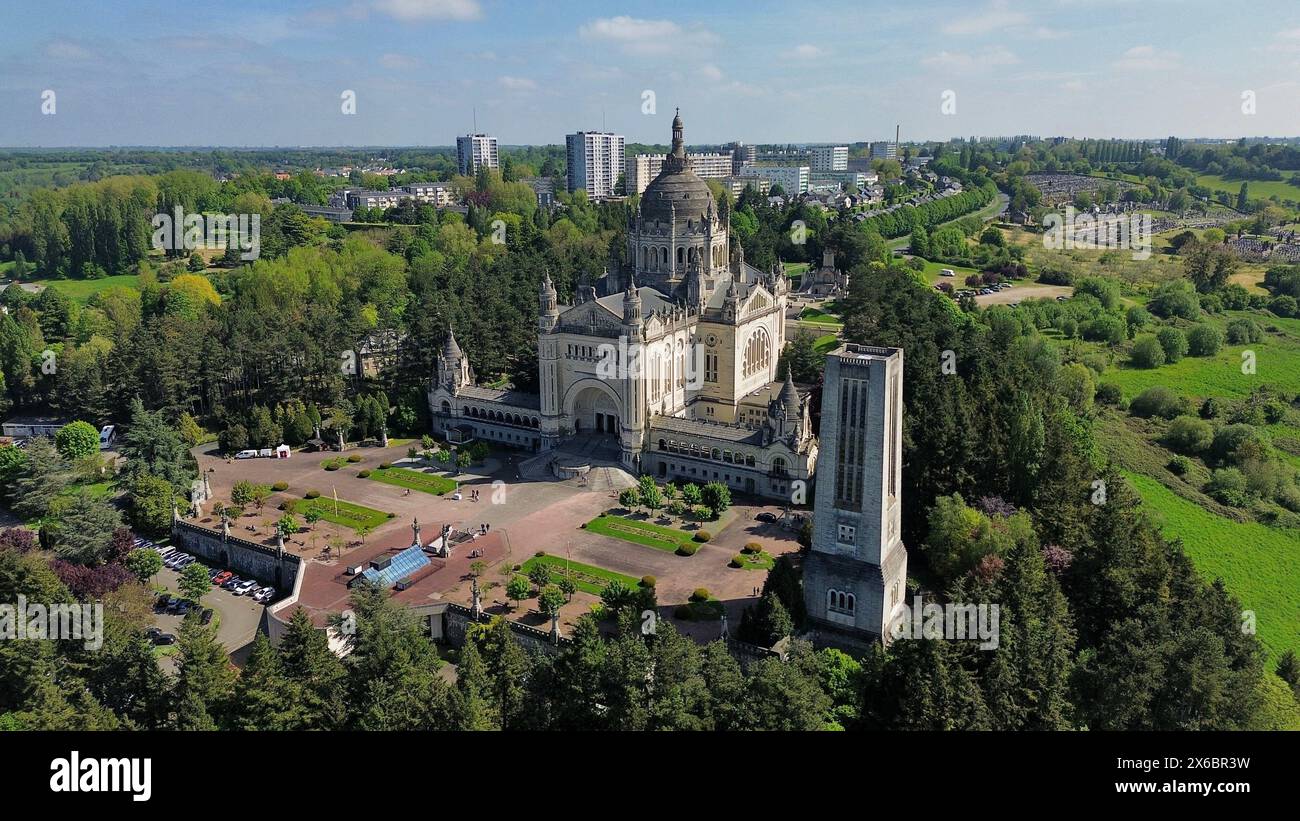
[802,344,908,649]
[429,112,817,501]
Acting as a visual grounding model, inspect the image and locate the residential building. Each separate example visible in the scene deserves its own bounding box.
[456,134,499,176]
[625,150,733,195]
[811,145,849,172]
[739,164,810,195]
[566,130,625,199]
[869,141,898,160]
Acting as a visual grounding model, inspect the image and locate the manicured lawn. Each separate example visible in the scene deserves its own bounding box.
[291,496,390,531]
[1125,472,1300,663]
[583,513,696,553]
[518,553,640,596]
[366,465,458,496]
[733,550,776,571]
[38,274,141,304]
[798,307,843,325]
[813,333,839,354]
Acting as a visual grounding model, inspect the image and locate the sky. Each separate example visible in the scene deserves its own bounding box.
[1,0,1299,148]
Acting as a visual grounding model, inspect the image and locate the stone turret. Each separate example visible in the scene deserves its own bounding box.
[622,274,642,329]
[437,326,471,392]
[722,279,740,323]
[539,270,559,333]
[768,370,803,440]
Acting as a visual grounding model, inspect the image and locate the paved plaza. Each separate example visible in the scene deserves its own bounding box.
[192,439,807,641]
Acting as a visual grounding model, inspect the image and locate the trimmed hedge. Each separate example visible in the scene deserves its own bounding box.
[271,481,289,492]
[691,588,710,602]
[676,543,699,556]
[347,454,363,463]
[693,531,712,543]
[742,542,762,554]
[305,490,321,499]
[730,555,745,568]
[357,470,371,478]
[641,575,656,588]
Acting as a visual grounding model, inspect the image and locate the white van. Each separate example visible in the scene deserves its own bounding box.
[98,425,116,450]
[235,449,258,459]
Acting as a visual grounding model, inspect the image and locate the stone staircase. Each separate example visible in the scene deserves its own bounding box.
[518,436,637,492]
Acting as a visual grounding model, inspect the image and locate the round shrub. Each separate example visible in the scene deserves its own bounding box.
[729,555,745,568]
[1270,295,1298,318]
[1199,398,1221,419]
[743,542,762,554]
[640,575,656,588]
[1163,416,1214,454]
[1096,383,1123,405]
[693,530,712,542]
[347,454,362,463]
[676,543,699,556]
[674,605,694,620]
[357,470,371,478]
[305,490,321,499]
[324,462,340,471]
[1226,318,1262,344]
[1129,335,1166,369]
[1156,327,1188,363]
[1167,455,1192,476]
[1187,324,1223,357]
[535,550,545,557]
[379,462,392,469]
[690,588,710,602]
[271,481,289,492]
[386,511,396,518]
[1130,386,1187,420]
[1206,468,1250,507]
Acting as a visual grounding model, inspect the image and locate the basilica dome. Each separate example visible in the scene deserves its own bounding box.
[640,110,715,226]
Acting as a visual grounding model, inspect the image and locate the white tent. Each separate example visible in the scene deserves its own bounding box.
[275,444,291,459]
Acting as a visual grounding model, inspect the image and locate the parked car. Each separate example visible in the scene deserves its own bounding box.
[174,555,196,569]
[166,597,184,614]
[200,608,214,625]
[153,595,170,614]
[233,579,258,596]
[253,587,275,604]
[174,601,192,616]
[153,632,176,646]
[234,449,258,459]
[146,626,162,640]
[212,571,233,586]
[207,567,223,580]
[940,268,955,277]
[755,512,778,523]
[222,576,243,591]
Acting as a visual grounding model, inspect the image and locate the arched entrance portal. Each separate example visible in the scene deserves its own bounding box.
[570,384,621,437]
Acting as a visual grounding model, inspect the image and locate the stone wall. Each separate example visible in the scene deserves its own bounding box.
[171,519,302,592]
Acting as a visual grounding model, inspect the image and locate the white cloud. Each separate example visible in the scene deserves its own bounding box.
[45,40,94,61]
[372,0,482,22]
[498,75,537,90]
[578,16,719,56]
[922,47,1019,71]
[783,43,827,60]
[699,63,724,82]
[379,53,421,70]
[942,1,1029,36]
[1112,45,1180,71]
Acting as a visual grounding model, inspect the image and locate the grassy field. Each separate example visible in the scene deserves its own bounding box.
[38,275,141,304]
[365,465,458,496]
[1124,472,1300,662]
[1195,173,1300,204]
[1101,314,1300,401]
[518,553,639,596]
[291,496,390,531]
[813,333,839,354]
[583,513,695,554]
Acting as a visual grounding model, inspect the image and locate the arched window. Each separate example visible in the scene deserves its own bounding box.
[661,246,668,266]
[742,328,772,378]
[772,457,788,477]
[659,439,667,451]
[676,246,684,267]
[711,448,721,461]
[440,400,450,414]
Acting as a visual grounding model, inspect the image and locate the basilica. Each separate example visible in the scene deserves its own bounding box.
[428,112,817,501]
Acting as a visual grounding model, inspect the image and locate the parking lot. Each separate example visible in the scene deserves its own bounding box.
[140,539,277,669]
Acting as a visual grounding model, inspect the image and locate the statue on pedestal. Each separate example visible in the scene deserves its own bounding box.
[471,576,482,619]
